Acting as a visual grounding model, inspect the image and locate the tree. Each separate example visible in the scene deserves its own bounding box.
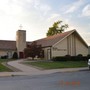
[24,41,43,60]
[46,20,68,36]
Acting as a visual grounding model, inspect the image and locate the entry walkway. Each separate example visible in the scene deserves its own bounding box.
[1,59,88,77]
[8,60,40,72]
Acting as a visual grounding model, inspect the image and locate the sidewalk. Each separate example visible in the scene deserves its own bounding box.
[0,59,89,77]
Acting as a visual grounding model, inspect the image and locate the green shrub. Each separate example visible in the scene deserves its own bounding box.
[87,54,90,59]
[52,55,88,62]
[1,55,8,59]
[52,57,67,61]
[12,52,18,59]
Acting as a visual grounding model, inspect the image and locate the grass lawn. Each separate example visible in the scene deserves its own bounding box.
[0,59,14,72]
[0,63,12,72]
[24,61,88,69]
[0,59,15,63]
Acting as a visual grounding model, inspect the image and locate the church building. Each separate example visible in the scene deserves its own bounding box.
[0,29,88,60]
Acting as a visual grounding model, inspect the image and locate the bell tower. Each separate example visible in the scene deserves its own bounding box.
[16,30,26,58]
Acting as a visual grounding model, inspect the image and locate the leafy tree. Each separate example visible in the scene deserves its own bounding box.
[46,20,68,36]
[24,41,43,60]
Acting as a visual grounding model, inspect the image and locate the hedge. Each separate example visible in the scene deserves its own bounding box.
[52,55,89,62]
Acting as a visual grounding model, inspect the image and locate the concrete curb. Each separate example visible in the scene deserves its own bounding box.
[0,67,89,77]
[0,72,12,77]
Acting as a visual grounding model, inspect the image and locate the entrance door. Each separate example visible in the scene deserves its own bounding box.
[19,52,24,58]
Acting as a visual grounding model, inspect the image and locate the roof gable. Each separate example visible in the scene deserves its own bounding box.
[34,30,76,47]
[53,30,88,48]
[74,30,88,48]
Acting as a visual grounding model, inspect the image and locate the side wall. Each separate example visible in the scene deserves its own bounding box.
[43,47,51,60]
[76,37,88,56]
[52,38,67,57]
[51,32,88,58]
[88,46,90,54]
[16,30,26,58]
[0,50,15,59]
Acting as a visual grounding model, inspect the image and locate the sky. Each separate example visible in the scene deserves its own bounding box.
[0,0,90,45]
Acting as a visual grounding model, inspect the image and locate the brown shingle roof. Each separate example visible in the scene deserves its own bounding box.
[34,30,75,47]
[0,40,16,50]
[0,30,88,50]
[0,40,32,51]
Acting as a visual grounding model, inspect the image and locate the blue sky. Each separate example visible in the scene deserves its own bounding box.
[0,0,90,45]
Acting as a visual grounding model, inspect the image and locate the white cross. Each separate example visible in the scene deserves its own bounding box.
[19,24,23,30]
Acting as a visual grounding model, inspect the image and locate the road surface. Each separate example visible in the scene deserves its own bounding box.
[0,70,90,90]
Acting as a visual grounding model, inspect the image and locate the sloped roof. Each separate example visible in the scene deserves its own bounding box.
[34,30,76,47]
[0,40,32,51]
[0,30,88,50]
[0,40,16,50]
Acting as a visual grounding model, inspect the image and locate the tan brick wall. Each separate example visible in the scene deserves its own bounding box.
[16,30,26,55]
[43,47,51,60]
[76,37,88,56]
[52,38,67,57]
[0,50,15,58]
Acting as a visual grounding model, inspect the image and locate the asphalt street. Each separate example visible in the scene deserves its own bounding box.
[0,70,90,90]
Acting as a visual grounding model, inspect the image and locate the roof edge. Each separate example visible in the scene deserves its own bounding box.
[75,30,88,48]
[53,29,88,48]
[53,30,75,47]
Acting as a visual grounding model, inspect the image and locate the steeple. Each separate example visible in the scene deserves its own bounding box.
[19,24,23,30]
[16,29,26,58]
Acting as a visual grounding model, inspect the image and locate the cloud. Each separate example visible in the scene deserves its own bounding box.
[82,4,90,17]
[0,0,89,44]
[65,6,76,14]
[0,0,51,23]
[47,14,60,22]
[0,0,25,17]
[64,0,84,14]
[33,0,51,16]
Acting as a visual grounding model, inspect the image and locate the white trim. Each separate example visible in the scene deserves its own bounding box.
[74,30,88,47]
[53,30,88,48]
[53,30,75,47]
